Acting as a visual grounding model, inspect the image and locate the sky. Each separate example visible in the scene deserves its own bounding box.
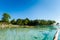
[0,0,60,23]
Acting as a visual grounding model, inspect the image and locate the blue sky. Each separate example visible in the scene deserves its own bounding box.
[0,0,60,22]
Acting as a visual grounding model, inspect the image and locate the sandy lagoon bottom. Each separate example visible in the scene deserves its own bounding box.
[0,26,59,40]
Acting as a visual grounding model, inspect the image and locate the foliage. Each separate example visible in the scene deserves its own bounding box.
[11,19,56,25]
[11,19,16,25]
[24,18,30,25]
[0,13,56,26]
[16,19,23,25]
[1,13,11,23]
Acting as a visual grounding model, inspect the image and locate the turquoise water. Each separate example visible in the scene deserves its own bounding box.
[0,26,57,40]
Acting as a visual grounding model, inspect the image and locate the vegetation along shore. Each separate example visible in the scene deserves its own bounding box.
[0,13,56,28]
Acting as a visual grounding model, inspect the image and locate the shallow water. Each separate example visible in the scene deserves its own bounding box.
[0,26,57,40]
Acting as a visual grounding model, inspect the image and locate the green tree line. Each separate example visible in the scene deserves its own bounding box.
[0,13,56,26]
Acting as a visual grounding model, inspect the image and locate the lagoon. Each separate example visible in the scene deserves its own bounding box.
[0,26,58,40]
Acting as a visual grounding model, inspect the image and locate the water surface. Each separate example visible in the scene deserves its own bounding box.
[0,26,57,40]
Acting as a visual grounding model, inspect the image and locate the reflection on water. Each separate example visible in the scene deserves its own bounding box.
[0,26,57,40]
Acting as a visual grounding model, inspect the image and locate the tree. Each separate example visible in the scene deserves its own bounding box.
[47,20,56,25]
[24,18,30,25]
[56,23,59,25]
[16,19,23,25]
[11,19,16,25]
[33,20,39,26]
[2,13,11,23]
[39,20,47,25]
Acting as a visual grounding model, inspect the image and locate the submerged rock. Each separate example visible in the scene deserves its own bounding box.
[34,36,38,39]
